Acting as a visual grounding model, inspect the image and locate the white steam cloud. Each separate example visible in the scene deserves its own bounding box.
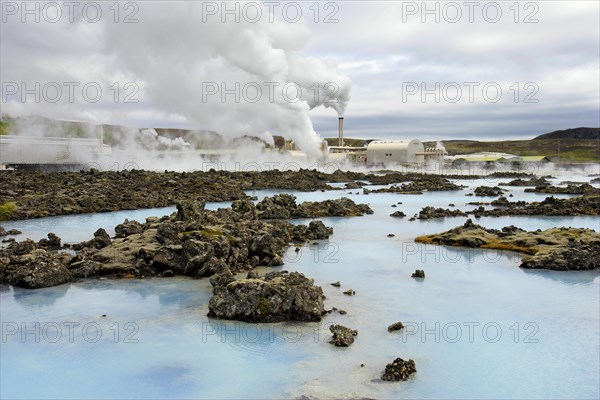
[1,1,351,157]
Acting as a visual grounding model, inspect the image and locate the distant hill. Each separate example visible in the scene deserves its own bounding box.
[534,127,600,140]
[423,139,600,162]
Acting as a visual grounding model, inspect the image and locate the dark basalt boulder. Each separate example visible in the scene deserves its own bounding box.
[418,207,466,220]
[474,186,505,197]
[175,200,206,222]
[114,219,144,238]
[256,194,296,219]
[4,250,71,289]
[38,233,61,249]
[381,357,417,381]
[306,220,333,240]
[151,245,184,274]
[388,322,404,332]
[68,259,104,278]
[329,324,358,347]
[207,271,325,322]
[73,228,111,250]
[411,269,425,278]
[250,233,278,257]
[231,198,257,219]
[500,177,550,187]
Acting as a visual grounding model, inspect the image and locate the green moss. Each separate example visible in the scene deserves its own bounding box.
[257,297,271,315]
[0,202,18,220]
[199,227,224,238]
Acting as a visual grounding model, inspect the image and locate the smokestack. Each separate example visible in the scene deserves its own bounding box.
[338,117,344,147]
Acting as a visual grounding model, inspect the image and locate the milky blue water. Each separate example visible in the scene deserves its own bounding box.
[1,177,599,399]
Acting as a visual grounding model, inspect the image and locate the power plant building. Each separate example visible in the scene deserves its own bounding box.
[366,139,425,165]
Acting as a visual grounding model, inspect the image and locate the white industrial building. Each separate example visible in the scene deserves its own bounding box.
[366,139,425,165]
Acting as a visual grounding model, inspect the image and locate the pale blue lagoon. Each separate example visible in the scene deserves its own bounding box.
[1,179,599,399]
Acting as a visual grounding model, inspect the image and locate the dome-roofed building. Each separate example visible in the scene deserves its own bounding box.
[366,139,425,165]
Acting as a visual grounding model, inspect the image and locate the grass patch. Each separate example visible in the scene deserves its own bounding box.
[0,202,18,220]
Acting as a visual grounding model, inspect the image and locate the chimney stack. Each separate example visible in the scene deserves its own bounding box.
[338,117,344,147]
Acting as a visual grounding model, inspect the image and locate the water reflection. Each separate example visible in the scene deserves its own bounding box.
[521,268,600,285]
[11,284,71,308]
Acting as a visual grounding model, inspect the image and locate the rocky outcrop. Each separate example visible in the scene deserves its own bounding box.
[0,170,484,221]
[0,244,71,289]
[469,195,600,217]
[37,233,61,249]
[417,207,466,220]
[499,177,550,187]
[304,221,334,240]
[520,240,600,271]
[0,195,344,288]
[473,186,505,197]
[524,183,600,195]
[486,172,533,179]
[72,228,112,250]
[390,211,406,218]
[415,219,600,271]
[329,324,358,347]
[255,194,373,219]
[294,197,373,218]
[114,219,144,238]
[344,181,365,189]
[207,271,325,322]
[381,357,417,381]
[365,176,464,195]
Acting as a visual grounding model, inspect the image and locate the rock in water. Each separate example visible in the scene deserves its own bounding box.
[5,250,71,289]
[329,324,358,347]
[417,206,466,220]
[207,271,325,322]
[381,357,417,381]
[412,270,425,278]
[416,221,600,271]
[306,220,333,240]
[388,322,404,332]
[474,186,505,197]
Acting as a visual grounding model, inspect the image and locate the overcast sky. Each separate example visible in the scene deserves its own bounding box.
[1,1,598,144]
